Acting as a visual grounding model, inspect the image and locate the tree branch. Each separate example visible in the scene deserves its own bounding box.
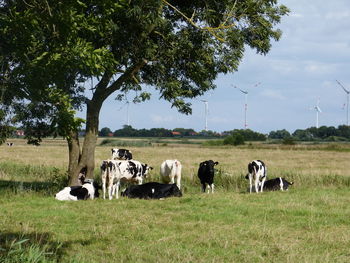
[162,0,238,42]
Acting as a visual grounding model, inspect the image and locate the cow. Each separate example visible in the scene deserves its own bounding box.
[6,142,14,146]
[160,160,182,190]
[197,160,219,193]
[55,179,100,201]
[101,159,153,200]
[121,182,182,199]
[245,160,267,193]
[262,177,293,191]
[111,148,133,160]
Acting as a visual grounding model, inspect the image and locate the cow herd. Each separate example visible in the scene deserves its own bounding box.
[55,148,293,201]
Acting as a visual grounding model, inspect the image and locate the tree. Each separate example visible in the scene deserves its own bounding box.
[0,0,289,184]
[99,127,112,137]
[268,129,291,139]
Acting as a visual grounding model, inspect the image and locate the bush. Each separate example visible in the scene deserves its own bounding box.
[223,134,245,146]
[282,137,296,145]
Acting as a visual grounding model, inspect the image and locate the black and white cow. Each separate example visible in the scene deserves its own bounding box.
[245,160,267,193]
[55,180,100,201]
[160,160,182,190]
[101,159,153,199]
[6,142,14,146]
[111,148,133,160]
[198,160,219,193]
[262,177,293,191]
[121,182,182,199]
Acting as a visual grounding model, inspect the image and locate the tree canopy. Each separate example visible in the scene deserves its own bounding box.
[0,0,290,181]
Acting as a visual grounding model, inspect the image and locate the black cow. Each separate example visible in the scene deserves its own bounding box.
[111,148,133,160]
[121,182,182,199]
[198,160,219,193]
[263,177,293,191]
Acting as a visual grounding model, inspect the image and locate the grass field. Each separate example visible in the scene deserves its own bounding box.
[0,138,350,262]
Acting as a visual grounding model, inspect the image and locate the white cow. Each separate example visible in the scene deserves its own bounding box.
[100,160,153,200]
[160,160,182,190]
[245,160,267,193]
[55,180,100,201]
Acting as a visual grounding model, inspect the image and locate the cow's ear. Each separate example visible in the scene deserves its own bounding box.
[111,148,114,153]
[214,162,219,166]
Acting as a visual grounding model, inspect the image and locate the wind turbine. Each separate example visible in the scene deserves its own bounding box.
[200,99,209,131]
[311,98,322,128]
[126,101,130,126]
[336,80,350,126]
[234,82,261,129]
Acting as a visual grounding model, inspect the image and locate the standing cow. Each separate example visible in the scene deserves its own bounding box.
[246,160,267,193]
[101,159,153,199]
[197,160,219,193]
[111,148,133,160]
[160,160,182,190]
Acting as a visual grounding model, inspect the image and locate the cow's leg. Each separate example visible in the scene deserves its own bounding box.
[102,177,106,200]
[249,175,253,193]
[279,177,284,191]
[210,184,214,194]
[254,176,260,193]
[260,176,266,193]
[176,176,181,190]
[201,184,206,193]
[108,182,114,200]
[114,181,120,199]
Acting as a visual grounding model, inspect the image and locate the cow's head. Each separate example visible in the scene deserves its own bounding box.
[199,160,219,174]
[142,164,153,178]
[170,184,183,197]
[111,148,119,159]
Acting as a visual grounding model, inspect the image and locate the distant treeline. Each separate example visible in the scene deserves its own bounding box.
[99,125,221,137]
[99,125,350,142]
[268,125,350,141]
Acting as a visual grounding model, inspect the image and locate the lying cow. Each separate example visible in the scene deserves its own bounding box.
[55,179,100,201]
[160,160,182,189]
[101,159,153,199]
[262,177,293,191]
[111,148,133,160]
[122,182,182,199]
[246,160,267,193]
[197,160,219,193]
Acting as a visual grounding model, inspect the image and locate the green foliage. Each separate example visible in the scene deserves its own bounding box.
[292,125,350,141]
[0,0,290,145]
[223,133,245,146]
[224,129,266,141]
[282,136,296,145]
[99,127,112,137]
[268,129,291,139]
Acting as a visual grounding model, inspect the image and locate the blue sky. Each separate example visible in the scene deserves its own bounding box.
[79,0,350,134]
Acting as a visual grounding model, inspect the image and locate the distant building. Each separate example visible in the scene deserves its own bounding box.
[15,130,25,137]
[172,131,181,136]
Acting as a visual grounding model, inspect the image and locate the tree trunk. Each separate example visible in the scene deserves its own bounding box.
[66,62,147,185]
[67,98,102,186]
[67,130,82,186]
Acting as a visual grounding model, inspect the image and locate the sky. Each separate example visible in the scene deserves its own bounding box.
[79,0,350,134]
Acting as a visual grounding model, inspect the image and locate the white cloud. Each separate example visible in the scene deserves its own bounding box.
[150,114,176,124]
[260,89,286,100]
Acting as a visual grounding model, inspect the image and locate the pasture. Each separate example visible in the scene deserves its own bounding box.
[0,139,350,262]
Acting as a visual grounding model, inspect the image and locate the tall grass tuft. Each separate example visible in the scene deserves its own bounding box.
[0,238,59,263]
[0,162,68,195]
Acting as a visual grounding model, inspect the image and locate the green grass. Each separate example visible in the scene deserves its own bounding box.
[1,188,350,262]
[1,141,350,262]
